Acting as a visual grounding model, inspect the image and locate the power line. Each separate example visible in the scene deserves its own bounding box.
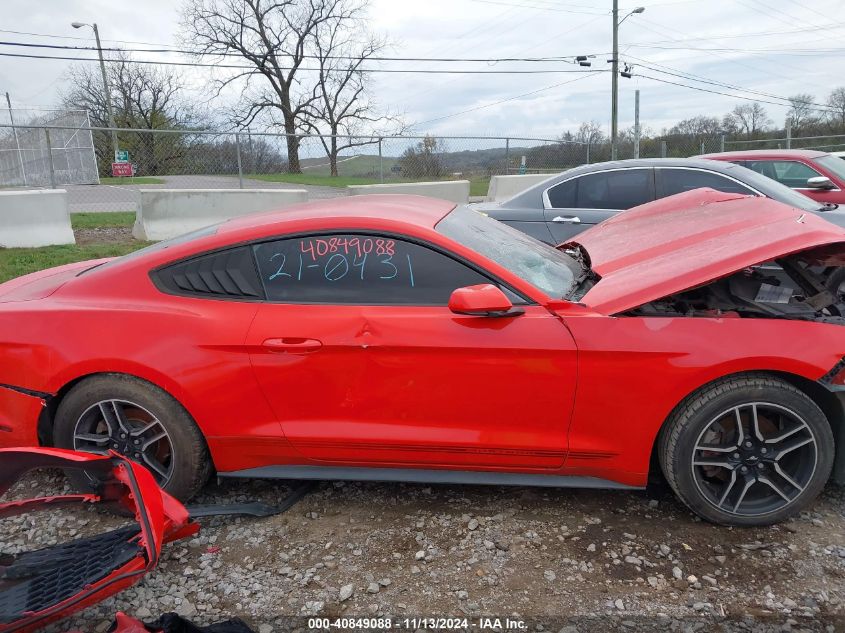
[0,50,603,74]
[630,43,845,54]
[0,39,597,64]
[408,71,602,128]
[629,17,833,94]
[629,58,836,110]
[468,0,608,15]
[637,73,833,113]
[629,21,845,46]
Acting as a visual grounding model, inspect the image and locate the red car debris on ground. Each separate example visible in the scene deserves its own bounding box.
[0,447,197,632]
[1,191,845,526]
[699,149,845,206]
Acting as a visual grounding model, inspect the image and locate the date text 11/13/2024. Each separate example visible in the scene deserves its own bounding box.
[307,617,528,630]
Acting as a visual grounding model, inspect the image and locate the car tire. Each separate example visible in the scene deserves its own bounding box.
[658,374,833,526]
[53,374,212,502]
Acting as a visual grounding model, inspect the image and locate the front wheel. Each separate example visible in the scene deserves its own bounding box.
[659,374,833,526]
[53,374,212,501]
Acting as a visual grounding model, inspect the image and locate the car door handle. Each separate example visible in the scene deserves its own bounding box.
[262,338,323,353]
[552,215,581,224]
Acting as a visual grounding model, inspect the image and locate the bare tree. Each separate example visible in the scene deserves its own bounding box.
[667,115,721,138]
[398,135,445,179]
[303,2,402,176]
[182,0,367,173]
[559,121,605,145]
[787,93,818,131]
[61,55,200,174]
[827,87,845,129]
[723,103,772,139]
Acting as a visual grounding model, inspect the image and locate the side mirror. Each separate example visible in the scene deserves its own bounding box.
[448,284,521,317]
[807,176,835,190]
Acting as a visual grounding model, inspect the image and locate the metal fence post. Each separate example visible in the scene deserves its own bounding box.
[633,89,640,159]
[720,134,726,153]
[379,138,384,183]
[235,133,244,189]
[44,128,56,189]
[660,140,667,158]
[786,119,792,149]
[700,140,705,155]
[586,142,590,165]
[504,138,510,174]
[6,93,27,186]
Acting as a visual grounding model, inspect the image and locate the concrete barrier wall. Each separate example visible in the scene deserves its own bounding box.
[0,189,75,248]
[133,189,309,241]
[486,174,556,202]
[346,181,470,204]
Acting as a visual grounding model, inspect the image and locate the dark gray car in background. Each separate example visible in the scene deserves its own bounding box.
[477,158,845,245]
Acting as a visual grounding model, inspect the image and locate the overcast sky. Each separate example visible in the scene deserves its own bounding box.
[1,0,843,139]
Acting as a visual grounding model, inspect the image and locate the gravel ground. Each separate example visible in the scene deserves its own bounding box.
[2,471,845,632]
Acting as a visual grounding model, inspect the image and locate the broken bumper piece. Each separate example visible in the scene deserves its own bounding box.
[0,447,198,633]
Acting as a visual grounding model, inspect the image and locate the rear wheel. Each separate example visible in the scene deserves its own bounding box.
[53,374,211,501]
[659,374,833,526]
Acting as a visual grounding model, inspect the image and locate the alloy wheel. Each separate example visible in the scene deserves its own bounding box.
[73,399,175,487]
[691,402,817,518]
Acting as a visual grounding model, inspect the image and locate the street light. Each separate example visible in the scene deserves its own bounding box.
[72,21,119,160]
[610,4,645,161]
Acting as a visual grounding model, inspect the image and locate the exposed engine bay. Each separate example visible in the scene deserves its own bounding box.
[626,245,845,323]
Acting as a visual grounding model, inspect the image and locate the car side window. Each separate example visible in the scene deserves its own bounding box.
[573,169,653,209]
[252,234,493,305]
[746,160,823,189]
[546,179,577,208]
[659,168,756,196]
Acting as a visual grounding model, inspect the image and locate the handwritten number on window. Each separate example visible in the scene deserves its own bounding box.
[268,253,291,281]
[378,255,398,280]
[324,253,349,281]
[264,238,417,288]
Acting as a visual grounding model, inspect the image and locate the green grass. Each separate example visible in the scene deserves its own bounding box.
[0,242,151,284]
[99,176,165,185]
[297,154,399,178]
[470,177,490,197]
[71,212,136,230]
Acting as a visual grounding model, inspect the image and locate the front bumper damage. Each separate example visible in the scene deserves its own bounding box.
[0,447,198,633]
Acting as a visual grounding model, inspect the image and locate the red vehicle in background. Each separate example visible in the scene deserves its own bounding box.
[699,149,845,206]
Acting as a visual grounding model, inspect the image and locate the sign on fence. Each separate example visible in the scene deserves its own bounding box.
[115,150,129,163]
[111,162,133,177]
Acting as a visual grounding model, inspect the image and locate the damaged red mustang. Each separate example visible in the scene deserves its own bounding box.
[1,190,845,526]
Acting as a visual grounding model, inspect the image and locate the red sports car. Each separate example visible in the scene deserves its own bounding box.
[699,149,845,206]
[1,191,845,526]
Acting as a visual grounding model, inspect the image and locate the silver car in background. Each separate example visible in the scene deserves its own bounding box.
[476,158,844,245]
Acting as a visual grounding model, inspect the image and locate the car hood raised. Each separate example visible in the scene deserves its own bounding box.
[566,188,845,315]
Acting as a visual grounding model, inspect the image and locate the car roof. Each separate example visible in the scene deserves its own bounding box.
[502,157,752,206]
[222,194,456,234]
[553,157,746,172]
[697,149,828,160]
[84,195,460,276]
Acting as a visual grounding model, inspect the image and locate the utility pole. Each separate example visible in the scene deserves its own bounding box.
[5,92,26,185]
[610,4,644,162]
[633,89,640,159]
[72,21,119,160]
[611,0,619,161]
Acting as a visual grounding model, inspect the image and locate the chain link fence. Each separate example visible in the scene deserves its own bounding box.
[0,110,97,188]
[0,123,832,213]
[725,134,845,153]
